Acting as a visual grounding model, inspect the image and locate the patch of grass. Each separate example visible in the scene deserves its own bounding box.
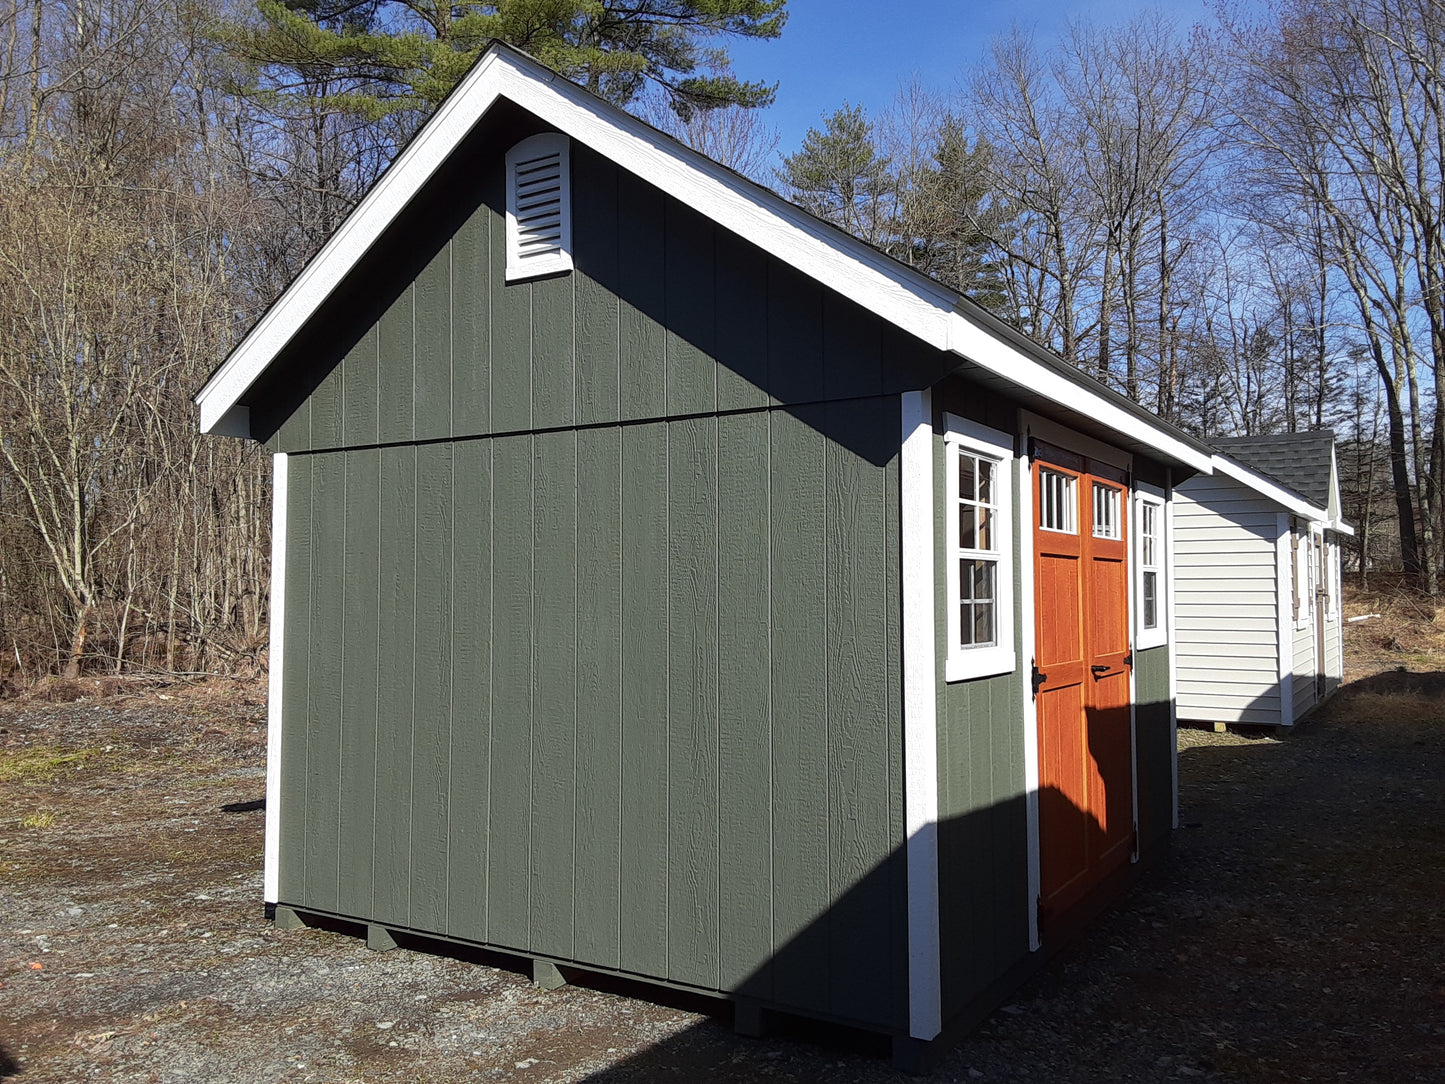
[20,810,56,829]
[0,747,102,783]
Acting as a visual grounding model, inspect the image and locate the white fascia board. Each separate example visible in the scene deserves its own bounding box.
[1211,454,1330,524]
[951,315,1213,475]
[199,50,511,433]
[199,51,517,434]
[198,47,956,434]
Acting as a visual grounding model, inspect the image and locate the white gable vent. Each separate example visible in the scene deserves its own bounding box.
[505,132,573,281]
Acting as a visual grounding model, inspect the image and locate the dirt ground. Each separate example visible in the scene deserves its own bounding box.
[2,590,1443,1082]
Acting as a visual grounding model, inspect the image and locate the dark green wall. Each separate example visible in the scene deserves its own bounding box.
[928,380,1031,1020]
[280,407,907,1028]
[267,106,919,1031]
[251,105,948,455]
[1133,644,1174,851]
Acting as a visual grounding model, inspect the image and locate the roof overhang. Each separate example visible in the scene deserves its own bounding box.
[195,43,1214,477]
[1211,453,1354,535]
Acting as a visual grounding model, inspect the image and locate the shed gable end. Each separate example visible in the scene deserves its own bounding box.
[249,106,952,455]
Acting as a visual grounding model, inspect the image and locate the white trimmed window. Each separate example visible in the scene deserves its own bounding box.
[505,133,573,281]
[1135,485,1167,650]
[944,415,1016,682]
[1292,520,1313,630]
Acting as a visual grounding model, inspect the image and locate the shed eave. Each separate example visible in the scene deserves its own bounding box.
[1210,454,1332,523]
[945,309,1214,475]
[197,42,1218,477]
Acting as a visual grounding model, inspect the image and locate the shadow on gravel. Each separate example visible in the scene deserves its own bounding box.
[219,798,265,813]
[579,1012,890,1082]
[0,1040,19,1078]
[580,669,1445,1080]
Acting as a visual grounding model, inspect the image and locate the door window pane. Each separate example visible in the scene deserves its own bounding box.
[1092,482,1122,539]
[1040,468,1077,533]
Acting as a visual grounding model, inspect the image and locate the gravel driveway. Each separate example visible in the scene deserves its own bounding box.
[1,669,1441,1083]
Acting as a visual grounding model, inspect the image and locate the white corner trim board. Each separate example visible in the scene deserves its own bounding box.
[1016,445,1042,952]
[1165,480,1180,830]
[263,452,288,905]
[900,390,942,1041]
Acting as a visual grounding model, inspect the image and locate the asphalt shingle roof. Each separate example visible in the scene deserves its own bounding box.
[1211,431,1335,508]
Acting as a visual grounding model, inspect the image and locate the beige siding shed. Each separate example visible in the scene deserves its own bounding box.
[1173,433,1351,728]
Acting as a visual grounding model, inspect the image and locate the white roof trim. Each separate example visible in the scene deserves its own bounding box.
[954,320,1210,473]
[197,43,1211,475]
[1211,453,1333,524]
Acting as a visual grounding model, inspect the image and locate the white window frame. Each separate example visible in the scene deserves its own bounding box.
[1323,534,1338,622]
[1038,466,1078,534]
[1134,483,1167,650]
[944,414,1016,682]
[505,132,573,281]
[1292,520,1313,631]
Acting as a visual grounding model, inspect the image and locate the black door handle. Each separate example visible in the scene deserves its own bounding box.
[1091,664,1110,676]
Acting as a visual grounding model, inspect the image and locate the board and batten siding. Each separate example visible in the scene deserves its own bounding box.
[261,111,924,1032]
[1173,475,1283,725]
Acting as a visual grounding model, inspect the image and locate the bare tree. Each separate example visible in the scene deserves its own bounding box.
[1220,0,1445,590]
[0,0,273,682]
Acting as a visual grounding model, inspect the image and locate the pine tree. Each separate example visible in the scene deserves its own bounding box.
[904,119,1011,310]
[777,103,893,245]
[220,0,787,124]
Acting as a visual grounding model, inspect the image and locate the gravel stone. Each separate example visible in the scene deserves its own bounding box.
[2,656,1442,1081]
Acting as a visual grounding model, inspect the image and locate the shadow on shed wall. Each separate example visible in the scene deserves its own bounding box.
[242,99,974,470]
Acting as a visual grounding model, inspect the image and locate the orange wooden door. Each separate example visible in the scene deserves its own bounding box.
[1033,446,1133,924]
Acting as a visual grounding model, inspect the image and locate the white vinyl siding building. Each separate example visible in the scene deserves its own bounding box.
[1174,474,1286,725]
[1174,434,1350,729]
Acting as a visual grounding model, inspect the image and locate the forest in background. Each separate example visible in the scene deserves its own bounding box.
[0,0,1438,683]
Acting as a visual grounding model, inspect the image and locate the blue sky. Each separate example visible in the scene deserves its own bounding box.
[726,0,1217,158]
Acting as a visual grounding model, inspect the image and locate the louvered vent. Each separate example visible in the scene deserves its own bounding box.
[506,133,573,281]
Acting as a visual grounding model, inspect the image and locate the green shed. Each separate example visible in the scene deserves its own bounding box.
[196,43,1216,1068]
